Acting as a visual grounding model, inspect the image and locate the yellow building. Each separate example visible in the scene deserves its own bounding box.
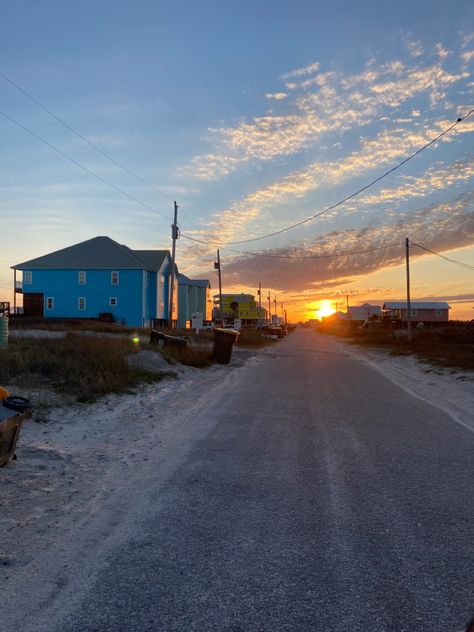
[213,293,268,325]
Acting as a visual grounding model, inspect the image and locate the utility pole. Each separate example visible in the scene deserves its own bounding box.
[267,292,271,324]
[405,237,412,342]
[274,295,277,323]
[258,282,262,327]
[168,201,179,328]
[214,249,223,326]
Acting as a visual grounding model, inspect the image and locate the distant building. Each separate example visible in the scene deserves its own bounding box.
[12,236,177,327]
[346,303,382,324]
[213,293,268,325]
[382,301,450,323]
[177,274,212,329]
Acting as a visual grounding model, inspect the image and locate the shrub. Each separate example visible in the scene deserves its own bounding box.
[0,333,168,401]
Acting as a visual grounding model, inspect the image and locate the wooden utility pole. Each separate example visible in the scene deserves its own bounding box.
[258,282,262,327]
[405,237,412,342]
[267,292,271,323]
[215,249,223,326]
[168,201,179,328]
[274,295,277,322]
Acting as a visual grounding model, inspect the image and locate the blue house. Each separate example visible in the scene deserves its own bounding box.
[12,236,178,327]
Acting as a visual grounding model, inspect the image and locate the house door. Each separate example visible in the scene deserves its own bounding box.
[23,293,44,317]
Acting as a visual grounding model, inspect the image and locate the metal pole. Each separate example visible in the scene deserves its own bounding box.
[216,249,223,326]
[406,237,412,342]
[168,201,178,328]
[258,282,262,327]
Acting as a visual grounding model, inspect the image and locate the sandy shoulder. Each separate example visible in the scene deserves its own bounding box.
[337,340,474,433]
[0,346,257,595]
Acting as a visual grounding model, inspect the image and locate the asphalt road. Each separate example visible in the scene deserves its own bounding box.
[23,330,474,631]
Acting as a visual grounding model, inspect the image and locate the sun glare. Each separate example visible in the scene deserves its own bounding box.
[316,300,336,320]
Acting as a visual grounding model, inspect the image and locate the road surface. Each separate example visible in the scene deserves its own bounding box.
[6,329,474,631]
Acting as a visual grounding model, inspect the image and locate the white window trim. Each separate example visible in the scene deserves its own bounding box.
[435,309,443,317]
[109,297,118,307]
[111,271,119,285]
[78,271,86,285]
[46,297,54,311]
[24,271,32,285]
[78,297,86,311]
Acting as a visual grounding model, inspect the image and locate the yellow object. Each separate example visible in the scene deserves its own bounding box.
[0,387,10,401]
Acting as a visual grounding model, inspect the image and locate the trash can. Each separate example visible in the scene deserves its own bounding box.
[0,316,8,349]
[212,328,239,364]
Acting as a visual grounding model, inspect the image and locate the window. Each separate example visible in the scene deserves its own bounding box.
[411,309,417,316]
[78,297,86,311]
[24,271,32,284]
[109,297,118,307]
[78,271,86,285]
[436,309,443,317]
[111,271,119,285]
[46,297,54,311]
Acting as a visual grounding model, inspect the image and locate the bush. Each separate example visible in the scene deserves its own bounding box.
[0,333,168,401]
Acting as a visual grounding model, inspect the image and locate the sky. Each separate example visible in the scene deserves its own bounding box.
[0,0,473,321]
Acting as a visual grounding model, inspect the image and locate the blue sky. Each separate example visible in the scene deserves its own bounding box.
[0,0,473,319]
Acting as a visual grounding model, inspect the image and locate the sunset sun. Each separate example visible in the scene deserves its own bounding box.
[316,300,336,320]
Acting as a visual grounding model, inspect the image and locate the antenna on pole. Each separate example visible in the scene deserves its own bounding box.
[168,201,179,328]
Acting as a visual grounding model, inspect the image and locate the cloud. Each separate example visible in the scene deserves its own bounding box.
[407,39,424,58]
[179,54,469,181]
[186,120,473,245]
[460,49,474,65]
[265,92,288,100]
[435,43,450,60]
[187,192,474,293]
[281,62,320,80]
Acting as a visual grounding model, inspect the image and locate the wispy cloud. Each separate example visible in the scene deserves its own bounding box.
[264,92,288,100]
[179,53,469,182]
[407,38,424,58]
[280,61,320,80]
[185,120,473,246]
[206,192,474,292]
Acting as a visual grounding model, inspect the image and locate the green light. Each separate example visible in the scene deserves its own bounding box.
[132,336,140,344]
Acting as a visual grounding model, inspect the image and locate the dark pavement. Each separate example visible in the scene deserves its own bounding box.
[31,330,474,631]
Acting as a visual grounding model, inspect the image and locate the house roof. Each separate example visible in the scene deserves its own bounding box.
[178,273,210,288]
[127,249,170,272]
[383,301,450,310]
[12,237,170,271]
[347,304,381,314]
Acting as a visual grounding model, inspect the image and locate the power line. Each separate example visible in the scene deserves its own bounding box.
[0,71,175,203]
[411,242,474,271]
[180,233,401,259]
[0,109,172,221]
[181,109,474,246]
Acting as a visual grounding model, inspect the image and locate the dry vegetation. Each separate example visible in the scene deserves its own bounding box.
[0,334,171,402]
[1,322,291,401]
[318,322,474,371]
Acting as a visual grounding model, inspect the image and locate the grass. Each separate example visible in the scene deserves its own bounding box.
[318,323,474,371]
[0,333,170,401]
